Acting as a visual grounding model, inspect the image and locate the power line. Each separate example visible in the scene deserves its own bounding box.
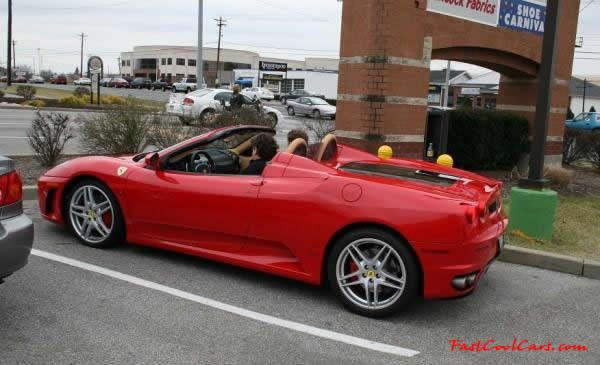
[15,1,127,11]
[580,0,596,13]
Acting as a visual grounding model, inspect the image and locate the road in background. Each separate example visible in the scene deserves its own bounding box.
[0,107,314,156]
[1,201,598,364]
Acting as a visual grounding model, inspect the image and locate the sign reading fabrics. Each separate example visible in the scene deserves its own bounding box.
[427,0,501,27]
[498,0,546,35]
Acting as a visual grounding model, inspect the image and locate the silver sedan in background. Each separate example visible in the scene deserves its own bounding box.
[286,97,336,119]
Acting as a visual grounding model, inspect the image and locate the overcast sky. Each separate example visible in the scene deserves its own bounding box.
[1,0,599,76]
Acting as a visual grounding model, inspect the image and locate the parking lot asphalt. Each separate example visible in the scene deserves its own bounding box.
[1,201,598,364]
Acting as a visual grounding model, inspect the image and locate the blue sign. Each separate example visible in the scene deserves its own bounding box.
[499,0,546,36]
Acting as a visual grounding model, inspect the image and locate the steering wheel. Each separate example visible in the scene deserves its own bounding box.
[189,151,215,174]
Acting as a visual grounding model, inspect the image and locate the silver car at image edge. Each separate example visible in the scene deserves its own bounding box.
[0,156,34,284]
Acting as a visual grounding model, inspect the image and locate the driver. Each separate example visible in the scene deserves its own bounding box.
[241,133,279,175]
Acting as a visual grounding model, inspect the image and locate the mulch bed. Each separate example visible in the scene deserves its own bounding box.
[10,155,90,186]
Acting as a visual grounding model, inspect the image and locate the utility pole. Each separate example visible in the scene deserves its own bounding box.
[214,17,227,87]
[7,0,12,86]
[578,78,592,113]
[38,48,42,72]
[79,33,87,77]
[118,57,121,76]
[197,0,204,87]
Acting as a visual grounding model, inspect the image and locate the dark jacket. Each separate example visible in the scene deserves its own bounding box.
[231,92,244,110]
[241,159,268,175]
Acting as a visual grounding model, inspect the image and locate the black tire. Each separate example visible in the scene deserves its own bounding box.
[327,228,419,318]
[267,113,278,128]
[200,109,215,122]
[313,110,321,119]
[162,86,166,92]
[287,106,295,116]
[172,87,177,93]
[281,97,287,105]
[151,86,156,91]
[187,88,192,94]
[64,179,126,249]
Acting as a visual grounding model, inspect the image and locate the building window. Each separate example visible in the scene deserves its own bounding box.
[167,73,172,82]
[281,79,292,94]
[188,59,197,67]
[187,74,196,78]
[121,60,125,67]
[167,58,172,65]
[224,62,251,71]
[126,60,131,66]
[293,79,305,90]
[176,58,185,66]
[161,58,166,66]
[160,73,166,79]
[176,73,185,81]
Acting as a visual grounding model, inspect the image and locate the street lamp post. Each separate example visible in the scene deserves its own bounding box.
[197,0,204,87]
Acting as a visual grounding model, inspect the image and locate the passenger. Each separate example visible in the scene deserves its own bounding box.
[241,133,279,175]
[287,129,309,146]
[230,84,244,111]
[287,129,317,158]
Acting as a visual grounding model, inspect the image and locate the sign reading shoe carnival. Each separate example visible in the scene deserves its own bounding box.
[427,0,546,36]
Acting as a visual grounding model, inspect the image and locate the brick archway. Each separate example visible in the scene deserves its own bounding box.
[336,0,580,164]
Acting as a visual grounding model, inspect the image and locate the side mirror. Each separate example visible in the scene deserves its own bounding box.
[145,152,162,171]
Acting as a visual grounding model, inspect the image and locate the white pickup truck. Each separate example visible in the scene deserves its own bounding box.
[172,78,198,94]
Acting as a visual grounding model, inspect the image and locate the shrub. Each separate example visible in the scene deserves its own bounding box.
[78,100,152,155]
[16,85,36,101]
[102,95,127,105]
[447,109,529,170]
[147,117,204,150]
[24,100,46,108]
[27,111,75,168]
[73,86,90,98]
[59,96,86,107]
[588,133,600,169]
[544,167,575,189]
[563,128,591,165]
[199,107,275,129]
[0,89,4,99]
[302,118,336,143]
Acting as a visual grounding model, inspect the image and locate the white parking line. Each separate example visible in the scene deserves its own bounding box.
[31,249,419,358]
[0,136,29,139]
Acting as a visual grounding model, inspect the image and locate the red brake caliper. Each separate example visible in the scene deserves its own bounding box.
[102,211,113,229]
[349,261,359,282]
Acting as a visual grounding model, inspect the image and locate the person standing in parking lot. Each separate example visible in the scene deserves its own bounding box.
[231,84,244,111]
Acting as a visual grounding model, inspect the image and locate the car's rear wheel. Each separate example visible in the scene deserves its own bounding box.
[287,106,295,116]
[200,109,215,123]
[162,86,166,92]
[151,86,156,91]
[172,87,177,93]
[281,97,287,105]
[327,229,419,318]
[313,110,321,119]
[267,112,278,128]
[187,88,192,94]
[66,179,125,249]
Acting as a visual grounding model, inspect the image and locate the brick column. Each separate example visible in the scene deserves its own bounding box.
[336,0,430,159]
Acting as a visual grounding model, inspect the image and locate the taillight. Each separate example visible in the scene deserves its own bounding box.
[183,97,194,105]
[0,171,23,206]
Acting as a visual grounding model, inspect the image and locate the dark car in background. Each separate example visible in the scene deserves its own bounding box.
[280,89,326,105]
[0,156,34,284]
[109,78,130,88]
[100,77,112,87]
[14,76,28,84]
[152,78,172,91]
[55,75,67,85]
[130,77,152,90]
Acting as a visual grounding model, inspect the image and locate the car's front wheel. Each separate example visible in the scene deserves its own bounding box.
[287,106,295,116]
[267,112,278,128]
[172,87,177,93]
[327,229,419,318]
[313,110,321,119]
[66,179,125,249]
[281,97,287,105]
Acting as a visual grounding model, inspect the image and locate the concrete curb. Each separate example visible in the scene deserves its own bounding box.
[0,105,105,113]
[499,245,599,280]
[18,186,600,281]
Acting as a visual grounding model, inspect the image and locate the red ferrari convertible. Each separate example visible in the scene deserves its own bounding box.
[38,125,507,317]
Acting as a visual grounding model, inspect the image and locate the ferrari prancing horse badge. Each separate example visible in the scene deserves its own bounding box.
[117,167,128,176]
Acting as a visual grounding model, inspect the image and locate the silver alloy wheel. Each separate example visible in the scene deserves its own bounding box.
[69,185,114,244]
[336,238,407,310]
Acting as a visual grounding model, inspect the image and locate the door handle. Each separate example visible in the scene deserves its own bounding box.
[250,181,265,187]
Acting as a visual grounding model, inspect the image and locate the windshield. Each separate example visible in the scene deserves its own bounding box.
[574,113,593,121]
[308,97,327,105]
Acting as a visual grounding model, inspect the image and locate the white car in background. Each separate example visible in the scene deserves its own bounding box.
[74,77,91,86]
[166,89,283,127]
[241,87,275,101]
